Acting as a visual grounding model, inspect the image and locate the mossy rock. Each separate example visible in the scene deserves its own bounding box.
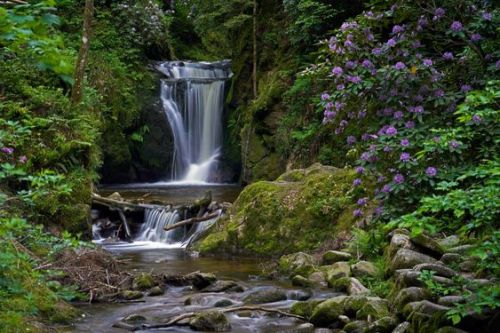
[148,286,164,296]
[292,275,315,287]
[189,310,231,332]
[322,251,352,265]
[243,288,287,304]
[310,298,344,327]
[356,298,390,320]
[278,252,318,277]
[197,164,372,257]
[326,262,351,287]
[290,300,323,319]
[133,273,156,291]
[121,290,143,300]
[47,301,79,324]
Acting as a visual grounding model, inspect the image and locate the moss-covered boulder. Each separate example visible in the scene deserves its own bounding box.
[310,298,344,327]
[322,250,352,265]
[351,261,378,278]
[133,273,156,291]
[290,300,323,319]
[243,288,287,304]
[326,262,351,287]
[189,310,231,332]
[278,252,318,277]
[197,164,371,256]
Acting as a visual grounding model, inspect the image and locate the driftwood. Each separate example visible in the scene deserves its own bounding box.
[133,306,306,330]
[91,193,147,211]
[117,209,132,239]
[164,212,220,231]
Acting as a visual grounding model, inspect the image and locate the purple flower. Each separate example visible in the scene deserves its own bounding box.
[394,174,405,184]
[385,126,397,136]
[443,52,454,60]
[382,184,392,193]
[347,136,357,145]
[377,175,386,183]
[405,121,415,129]
[353,209,363,217]
[394,62,406,70]
[1,147,14,154]
[387,38,396,47]
[337,84,345,91]
[434,8,445,19]
[413,106,424,114]
[400,139,410,147]
[423,59,433,67]
[321,93,330,101]
[451,21,463,32]
[375,206,384,216]
[357,197,368,206]
[360,152,371,161]
[394,111,404,119]
[400,152,411,162]
[392,25,404,34]
[332,67,343,76]
[496,60,500,69]
[449,140,460,149]
[461,85,472,93]
[347,75,362,84]
[18,155,27,164]
[339,120,348,127]
[362,59,374,69]
[418,16,428,28]
[353,178,362,187]
[471,33,482,42]
[372,48,382,56]
[345,60,357,69]
[383,107,393,116]
[483,12,492,21]
[435,89,445,98]
[383,146,392,152]
[472,114,482,124]
[324,110,336,120]
[426,167,437,177]
[355,166,365,174]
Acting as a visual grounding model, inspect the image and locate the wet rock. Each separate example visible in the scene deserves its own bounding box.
[438,235,460,249]
[392,321,410,333]
[202,280,243,293]
[393,287,431,309]
[322,251,352,265]
[447,245,473,254]
[310,299,344,327]
[295,323,315,332]
[413,263,457,278]
[314,329,335,333]
[189,310,231,332]
[410,233,444,256]
[440,253,463,265]
[309,271,327,285]
[438,296,465,307]
[243,288,287,304]
[388,233,413,258]
[389,249,437,272]
[351,261,378,278]
[347,278,370,296]
[133,273,156,291]
[338,315,350,324]
[291,300,323,319]
[343,320,368,332]
[279,252,318,277]
[356,298,390,320]
[147,286,164,296]
[214,299,234,307]
[366,316,398,333]
[123,314,146,324]
[236,311,254,318]
[289,289,313,301]
[292,275,315,287]
[121,290,143,300]
[186,272,217,289]
[326,262,351,287]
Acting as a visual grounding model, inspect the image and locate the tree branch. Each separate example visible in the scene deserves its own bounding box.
[164,212,220,231]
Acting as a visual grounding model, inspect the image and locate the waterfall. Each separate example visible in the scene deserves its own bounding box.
[158,61,232,183]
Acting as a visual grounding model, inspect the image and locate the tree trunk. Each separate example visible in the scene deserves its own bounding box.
[252,0,257,98]
[71,0,94,104]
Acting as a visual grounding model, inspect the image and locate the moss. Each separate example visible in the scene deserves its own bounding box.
[290,300,323,319]
[46,301,79,324]
[197,164,373,257]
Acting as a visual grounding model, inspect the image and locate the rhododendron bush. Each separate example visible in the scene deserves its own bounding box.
[305,0,499,221]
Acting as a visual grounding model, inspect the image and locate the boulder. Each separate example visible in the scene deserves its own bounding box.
[413,263,457,278]
[366,316,399,333]
[279,252,319,277]
[123,314,146,324]
[329,277,351,292]
[389,249,437,272]
[356,298,390,320]
[343,320,369,332]
[289,290,313,301]
[402,300,450,319]
[214,299,234,307]
[147,286,164,296]
[388,233,414,258]
[132,273,156,291]
[310,299,344,327]
[393,287,431,309]
[291,300,324,319]
[447,245,473,254]
[202,280,244,293]
[121,290,143,300]
[438,235,460,249]
[186,272,217,289]
[410,233,444,256]
[322,251,352,265]
[351,261,378,278]
[440,253,463,265]
[189,310,231,332]
[326,262,351,287]
[347,278,370,296]
[243,288,287,304]
[292,275,315,287]
[437,296,466,307]
[309,271,327,285]
[392,321,410,333]
[394,269,425,288]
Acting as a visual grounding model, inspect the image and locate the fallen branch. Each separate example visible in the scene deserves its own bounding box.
[164,212,220,231]
[117,209,132,239]
[134,306,305,330]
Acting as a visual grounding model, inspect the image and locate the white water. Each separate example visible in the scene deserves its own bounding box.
[159,61,231,183]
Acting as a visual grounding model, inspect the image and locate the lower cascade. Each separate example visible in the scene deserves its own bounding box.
[157,61,232,184]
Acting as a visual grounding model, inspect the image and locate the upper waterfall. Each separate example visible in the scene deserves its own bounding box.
[157,61,232,184]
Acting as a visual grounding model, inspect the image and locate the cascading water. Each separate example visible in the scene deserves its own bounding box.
[158,61,232,183]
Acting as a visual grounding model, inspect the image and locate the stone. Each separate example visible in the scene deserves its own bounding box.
[356,298,390,320]
[330,276,351,292]
[438,235,460,249]
[343,320,368,332]
[459,257,478,272]
[309,271,327,285]
[394,269,424,287]
[388,233,413,258]
[410,233,444,256]
[402,300,450,318]
[437,296,465,307]
[393,287,432,309]
[322,251,352,265]
[147,286,164,296]
[435,327,470,333]
[347,278,370,296]
[441,253,463,265]
[291,300,323,319]
[132,273,156,291]
[121,290,143,300]
[413,263,457,278]
[295,323,315,332]
[338,315,350,324]
[279,252,319,277]
[185,272,217,289]
[243,288,287,304]
[447,245,473,254]
[351,261,378,278]
[189,310,231,332]
[310,299,344,327]
[292,275,315,287]
[289,290,312,301]
[123,314,146,324]
[202,280,243,293]
[366,316,399,333]
[326,262,351,287]
[214,299,234,307]
[389,249,437,272]
[392,321,410,333]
